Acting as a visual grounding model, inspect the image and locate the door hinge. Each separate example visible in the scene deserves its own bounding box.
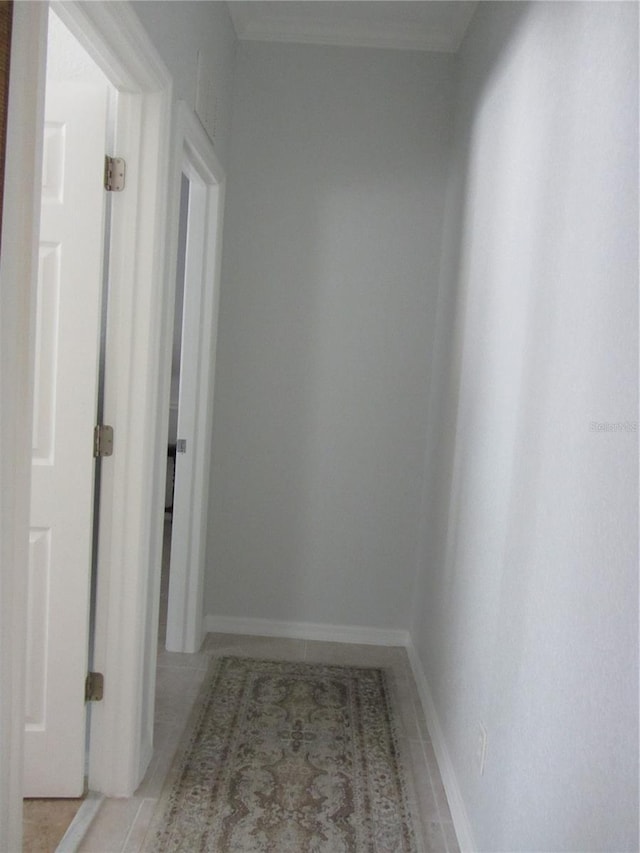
[93,424,114,458]
[104,156,126,192]
[85,672,104,702]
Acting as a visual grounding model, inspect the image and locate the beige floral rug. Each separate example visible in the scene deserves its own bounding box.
[147,656,422,852]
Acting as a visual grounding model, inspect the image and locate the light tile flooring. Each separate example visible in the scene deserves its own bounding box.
[77,631,460,852]
[70,521,460,852]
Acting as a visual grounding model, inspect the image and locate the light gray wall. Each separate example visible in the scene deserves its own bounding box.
[129,0,235,445]
[128,4,637,846]
[206,43,454,629]
[131,0,236,169]
[412,2,638,850]
[127,1,236,401]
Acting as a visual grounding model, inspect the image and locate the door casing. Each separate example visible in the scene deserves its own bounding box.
[165,101,225,655]
[53,0,174,797]
[0,4,48,849]
[0,1,177,842]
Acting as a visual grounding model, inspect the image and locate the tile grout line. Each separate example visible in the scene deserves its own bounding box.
[119,798,146,853]
[120,797,156,853]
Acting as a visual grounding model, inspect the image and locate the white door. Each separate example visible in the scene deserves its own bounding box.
[24,81,108,797]
[167,178,207,651]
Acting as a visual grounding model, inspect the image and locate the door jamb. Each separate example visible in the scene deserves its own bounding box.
[51,0,175,797]
[165,101,225,654]
[0,4,48,848]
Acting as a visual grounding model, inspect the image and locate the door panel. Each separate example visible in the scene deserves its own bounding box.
[24,82,107,797]
[167,179,206,652]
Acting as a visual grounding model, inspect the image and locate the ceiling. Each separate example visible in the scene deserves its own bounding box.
[226,2,478,54]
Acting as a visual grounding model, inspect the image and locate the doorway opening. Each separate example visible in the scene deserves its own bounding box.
[161,103,225,656]
[159,173,189,648]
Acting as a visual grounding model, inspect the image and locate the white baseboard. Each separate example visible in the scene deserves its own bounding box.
[204,614,410,648]
[405,641,476,853]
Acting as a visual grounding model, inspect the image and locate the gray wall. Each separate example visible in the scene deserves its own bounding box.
[130,2,638,847]
[412,2,639,850]
[206,42,454,629]
[131,0,237,169]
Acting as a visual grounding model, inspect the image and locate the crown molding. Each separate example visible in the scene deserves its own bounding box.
[227,2,476,54]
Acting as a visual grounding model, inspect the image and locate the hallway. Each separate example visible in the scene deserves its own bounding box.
[72,519,458,850]
[78,634,459,852]
[0,3,636,850]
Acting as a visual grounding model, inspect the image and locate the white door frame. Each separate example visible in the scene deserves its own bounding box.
[52,1,174,797]
[0,4,48,848]
[0,0,175,838]
[165,102,225,654]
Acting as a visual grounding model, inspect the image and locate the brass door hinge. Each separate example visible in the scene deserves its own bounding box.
[85,672,104,702]
[104,156,126,192]
[93,424,114,458]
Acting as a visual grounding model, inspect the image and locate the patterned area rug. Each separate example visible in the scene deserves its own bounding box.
[148,656,421,852]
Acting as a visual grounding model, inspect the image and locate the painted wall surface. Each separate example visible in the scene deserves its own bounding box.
[207,43,454,629]
[131,0,236,168]
[412,2,639,850]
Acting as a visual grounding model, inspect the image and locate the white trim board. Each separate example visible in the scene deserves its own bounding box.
[45,0,174,799]
[204,615,410,648]
[405,641,476,853]
[0,3,48,847]
[55,792,104,853]
[164,101,226,655]
[227,2,477,53]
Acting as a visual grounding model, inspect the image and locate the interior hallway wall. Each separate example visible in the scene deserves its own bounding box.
[206,43,454,630]
[132,0,237,169]
[411,3,639,850]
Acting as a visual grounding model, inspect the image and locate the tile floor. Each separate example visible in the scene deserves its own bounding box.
[77,629,460,852]
[79,634,459,853]
[54,520,459,852]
